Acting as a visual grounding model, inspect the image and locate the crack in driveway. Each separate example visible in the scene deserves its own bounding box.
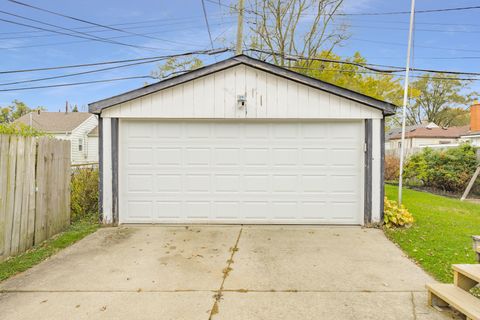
[208,226,243,320]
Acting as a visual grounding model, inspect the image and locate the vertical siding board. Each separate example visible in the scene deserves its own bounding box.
[234,65,246,118]
[203,74,215,117]
[256,70,267,118]
[193,78,205,117]
[266,73,277,118]
[183,81,194,116]
[172,85,184,117]
[277,77,288,118]
[287,80,299,118]
[245,67,258,118]
[224,68,236,118]
[214,71,225,118]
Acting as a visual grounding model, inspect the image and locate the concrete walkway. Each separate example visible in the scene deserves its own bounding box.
[0,226,454,319]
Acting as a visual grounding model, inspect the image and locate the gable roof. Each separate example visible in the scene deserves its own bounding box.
[15,112,93,133]
[388,125,469,140]
[385,122,438,141]
[89,54,397,116]
[87,125,98,137]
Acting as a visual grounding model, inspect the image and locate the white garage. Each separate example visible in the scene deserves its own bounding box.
[89,55,395,225]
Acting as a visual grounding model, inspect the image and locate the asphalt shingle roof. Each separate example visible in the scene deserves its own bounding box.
[15,112,92,133]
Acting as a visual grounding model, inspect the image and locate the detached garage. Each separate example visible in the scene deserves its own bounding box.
[89,55,395,225]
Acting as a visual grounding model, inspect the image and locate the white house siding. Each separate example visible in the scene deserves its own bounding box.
[386,137,459,152]
[101,65,383,120]
[70,115,98,164]
[461,135,480,146]
[86,136,99,163]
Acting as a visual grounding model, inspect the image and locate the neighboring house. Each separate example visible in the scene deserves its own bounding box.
[16,111,98,164]
[385,122,438,150]
[385,123,469,154]
[460,104,480,146]
[89,54,396,226]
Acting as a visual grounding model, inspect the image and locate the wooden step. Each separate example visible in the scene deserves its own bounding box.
[427,283,480,320]
[453,264,480,291]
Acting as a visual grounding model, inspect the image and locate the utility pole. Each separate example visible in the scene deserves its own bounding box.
[398,0,416,205]
[235,0,244,55]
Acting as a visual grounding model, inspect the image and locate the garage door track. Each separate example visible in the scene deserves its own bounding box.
[0,226,454,319]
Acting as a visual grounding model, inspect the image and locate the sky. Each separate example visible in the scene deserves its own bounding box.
[0,0,479,112]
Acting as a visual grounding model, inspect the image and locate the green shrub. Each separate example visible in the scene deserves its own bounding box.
[71,166,99,222]
[0,122,45,137]
[384,197,414,228]
[404,144,478,193]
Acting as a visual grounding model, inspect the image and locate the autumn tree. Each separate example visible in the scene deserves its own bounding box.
[405,74,477,127]
[295,51,404,105]
[246,0,347,66]
[151,56,203,80]
[0,100,44,123]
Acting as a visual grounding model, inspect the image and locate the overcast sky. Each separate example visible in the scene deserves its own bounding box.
[1,0,479,111]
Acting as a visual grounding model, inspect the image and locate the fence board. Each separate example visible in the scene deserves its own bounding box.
[25,137,36,249]
[10,136,25,256]
[0,135,9,259]
[3,136,18,258]
[34,137,47,245]
[0,135,71,262]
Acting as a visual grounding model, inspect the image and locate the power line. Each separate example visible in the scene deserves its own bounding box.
[0,75,155,92]
[201,0,215,50]
[245,49,480,76]
[0,19,234,41]
[0,48,230,74]
[350,37,480,54]
[0,14,163,52]
[287,66,480,81]
[7,0,205,46]
[205,0,480,16]
[0,13,230,36]
[0,58,166,86]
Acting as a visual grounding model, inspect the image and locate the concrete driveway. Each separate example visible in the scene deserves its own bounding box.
[0,226,452,320]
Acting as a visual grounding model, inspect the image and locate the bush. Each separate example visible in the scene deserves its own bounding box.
[384,197,414,228]
[0,122,45,136]
[404,144,478,193]
[71,166,99,222]
[385,154,400,181]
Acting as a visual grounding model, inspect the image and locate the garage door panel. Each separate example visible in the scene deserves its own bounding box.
[120,120,363,224]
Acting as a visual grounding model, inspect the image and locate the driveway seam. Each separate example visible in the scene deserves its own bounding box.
[208,226,243,320]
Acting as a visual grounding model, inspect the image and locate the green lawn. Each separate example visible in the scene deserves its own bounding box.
[0,219,99,282]
[384,185,480,283]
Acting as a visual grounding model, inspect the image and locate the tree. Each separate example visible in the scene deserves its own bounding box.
[246,0,347,66]
[0,100,44,123]
[72,105,79,112]
[151,56,203,80]
[406,74,477,127]
[295,51,404,106]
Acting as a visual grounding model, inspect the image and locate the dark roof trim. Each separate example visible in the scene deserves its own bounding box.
[89,54,397,116]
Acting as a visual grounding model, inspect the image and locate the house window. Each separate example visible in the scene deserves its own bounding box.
[78,138,83,152]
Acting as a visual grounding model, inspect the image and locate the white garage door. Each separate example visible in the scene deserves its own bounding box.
[119,120,364,224]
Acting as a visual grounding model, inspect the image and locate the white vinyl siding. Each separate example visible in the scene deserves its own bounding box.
[119,119,364,224]
[70,115,98,164]
[102,65,383,120]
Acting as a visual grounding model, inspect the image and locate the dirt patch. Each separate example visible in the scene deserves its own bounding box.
[101,227,135,246]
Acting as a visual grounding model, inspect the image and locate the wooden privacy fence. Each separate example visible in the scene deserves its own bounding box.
[0,135,71,262]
